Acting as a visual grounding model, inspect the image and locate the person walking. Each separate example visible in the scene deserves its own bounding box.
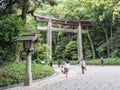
[64,60,70,78]
[77,60,80,65]
[80,59,87,74]
[100,58,104,66]
[58,58,62,67]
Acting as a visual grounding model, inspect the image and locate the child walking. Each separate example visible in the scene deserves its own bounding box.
[64,60,70,78]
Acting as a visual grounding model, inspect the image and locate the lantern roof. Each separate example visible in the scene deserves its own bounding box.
[17,34,39,42]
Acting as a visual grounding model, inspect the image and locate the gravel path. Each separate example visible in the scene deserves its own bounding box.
[4,65,120,90]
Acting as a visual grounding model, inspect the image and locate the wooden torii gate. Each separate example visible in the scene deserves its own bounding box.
[33,13,91,63]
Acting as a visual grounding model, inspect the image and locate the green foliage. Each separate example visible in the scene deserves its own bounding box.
[0,16,24,64]
[33,44,52,63]
[54,41,67,59]
[96,43,107,57]
[0,61,54,87]
[52,58,120,65]
[32,61,54,79]
[83,37,92,59]
[58,0,85,19]
[35,3,59,17]
[24,14,37,34]
[1,0,120,68]
[0,62,25,86]
[65,41,77,60]
[53,33,72,60]
[86,59,101,65]
[110,29,120,57]
[85,50,93,59]
[35,0,120,59]
[86,58,120,65]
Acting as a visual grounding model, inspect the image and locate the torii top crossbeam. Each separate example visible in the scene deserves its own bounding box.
[33,13,91,26]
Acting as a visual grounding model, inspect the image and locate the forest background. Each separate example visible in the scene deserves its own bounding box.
[0,0,120,64]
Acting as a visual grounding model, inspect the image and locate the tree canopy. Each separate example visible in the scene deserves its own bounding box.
[0,0,120,64]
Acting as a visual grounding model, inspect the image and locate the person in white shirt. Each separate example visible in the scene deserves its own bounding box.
[80,59,87,74]
[64,60,70,78]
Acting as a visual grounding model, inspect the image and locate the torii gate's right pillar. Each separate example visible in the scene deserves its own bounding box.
[77,23,83,61]
[47,19,52,66]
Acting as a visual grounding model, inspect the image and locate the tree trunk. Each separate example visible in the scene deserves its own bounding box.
[87,31,96,59]
[15,50,20,63]
[21,0,28,21]
[103,25,110,58]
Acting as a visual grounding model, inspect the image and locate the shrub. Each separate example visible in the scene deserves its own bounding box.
[33,44,52,63]
[0,61,54,87]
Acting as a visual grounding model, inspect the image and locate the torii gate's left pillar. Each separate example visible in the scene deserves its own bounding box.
[77,23,83,61]
[47,19,52,66]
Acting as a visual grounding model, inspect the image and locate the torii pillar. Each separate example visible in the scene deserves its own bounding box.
[47,19,52,65]
[77,23,83,61]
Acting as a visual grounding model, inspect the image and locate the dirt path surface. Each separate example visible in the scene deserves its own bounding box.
[4,65,120,90]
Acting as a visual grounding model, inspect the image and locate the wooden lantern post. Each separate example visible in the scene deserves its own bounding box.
[18,34,39,86]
